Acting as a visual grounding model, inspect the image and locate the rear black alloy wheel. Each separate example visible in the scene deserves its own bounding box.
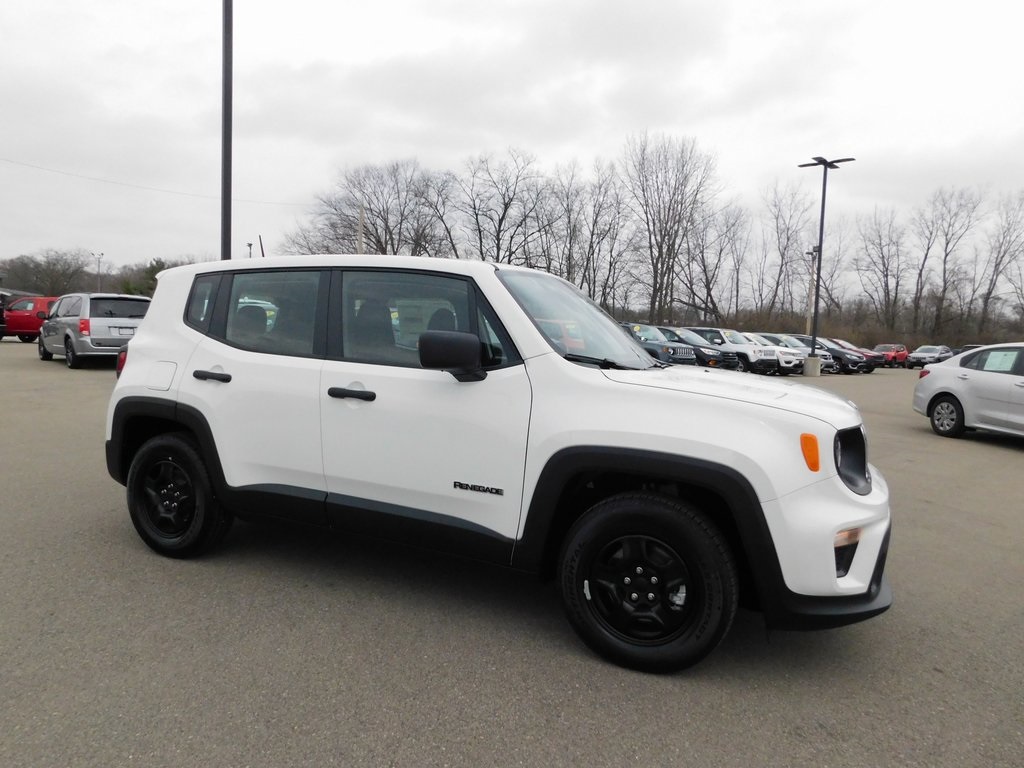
[930,395,966,438]
[127,434,233,557]
[64,337,81,368]
[38,336,53,360]
[559,493,738,672]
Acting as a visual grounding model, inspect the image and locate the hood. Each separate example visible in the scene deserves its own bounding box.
[601,366,861,429]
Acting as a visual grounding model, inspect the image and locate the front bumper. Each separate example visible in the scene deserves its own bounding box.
[749,357,780,373]
[753,464,892,629]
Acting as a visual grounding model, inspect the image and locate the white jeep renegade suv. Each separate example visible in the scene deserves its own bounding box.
[106,255,891,672]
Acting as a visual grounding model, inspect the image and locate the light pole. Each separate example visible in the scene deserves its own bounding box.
[91,252,104,291]
[246,242,253,258]
[798,156,854,375]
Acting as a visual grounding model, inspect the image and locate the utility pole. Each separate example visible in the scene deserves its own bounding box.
[221,0,232,260]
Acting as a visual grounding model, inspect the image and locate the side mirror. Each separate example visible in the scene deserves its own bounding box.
[419,330,486,382]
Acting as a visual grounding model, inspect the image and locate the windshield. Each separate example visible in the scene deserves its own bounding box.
[722,329,749,344]
[500,270,655,369]
[669,327,709,347]
[775,334,806,349]
[630,324,669,343]
[915,345,939,353]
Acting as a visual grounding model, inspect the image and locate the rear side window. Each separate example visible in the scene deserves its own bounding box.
[8,299,34,311]
[186,275,221,331]
[963,348,1021,373]
[223,270,324,357]
[58,297,82,317]
[90,298,150,319]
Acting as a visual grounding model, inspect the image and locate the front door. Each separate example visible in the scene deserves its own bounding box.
[319,268,532,562]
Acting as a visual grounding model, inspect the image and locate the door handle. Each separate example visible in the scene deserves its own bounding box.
[328,387,376,401]
[193,370,232,383]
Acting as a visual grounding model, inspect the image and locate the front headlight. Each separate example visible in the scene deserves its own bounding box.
[700,347,720,356]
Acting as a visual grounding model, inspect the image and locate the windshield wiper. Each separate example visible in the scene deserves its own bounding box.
[563,353,644,370]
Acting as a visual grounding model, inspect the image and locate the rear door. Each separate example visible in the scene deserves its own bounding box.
[959,348,1023,430]
[177,268,330,524]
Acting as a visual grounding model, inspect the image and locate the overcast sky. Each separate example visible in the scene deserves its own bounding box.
[2,0,1022,270]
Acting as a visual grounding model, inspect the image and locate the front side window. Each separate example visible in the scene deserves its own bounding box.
[8,299,34,312]
[339,270,500,367]
[224,270,323,356]
[59,297,82,318]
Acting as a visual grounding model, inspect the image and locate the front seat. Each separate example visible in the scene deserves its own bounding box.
[427,308,456,332]
[348,299,395,358]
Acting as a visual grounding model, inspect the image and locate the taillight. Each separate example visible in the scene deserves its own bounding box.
[79,318,91,336]
[918,370,930,379]
[116,347,127,378]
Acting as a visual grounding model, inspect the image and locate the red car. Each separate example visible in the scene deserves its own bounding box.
[2,296,58,342]
[873,343,908,368]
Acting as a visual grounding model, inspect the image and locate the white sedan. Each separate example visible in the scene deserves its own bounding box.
[912,342,1024,438]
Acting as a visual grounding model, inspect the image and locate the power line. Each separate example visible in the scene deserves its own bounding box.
[0,157,310,207]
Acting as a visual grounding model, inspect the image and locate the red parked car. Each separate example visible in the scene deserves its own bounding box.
[873,343,908,368]
[2,296,58,342]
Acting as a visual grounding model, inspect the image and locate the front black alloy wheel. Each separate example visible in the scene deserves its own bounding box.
[559,493,738,672]
[126,434,233,557]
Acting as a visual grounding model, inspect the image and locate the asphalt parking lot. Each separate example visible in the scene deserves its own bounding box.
[2,338,1022,768]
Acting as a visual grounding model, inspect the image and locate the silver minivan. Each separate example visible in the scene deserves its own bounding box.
[39,293,151,368]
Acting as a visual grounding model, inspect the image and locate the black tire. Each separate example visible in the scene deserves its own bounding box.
[558,493,738,672]
[735,356,748,373]
[64,337,81,369]
[126,433,233,558]
[38,336,53,361]
[930,395,966,438]
[18,334,34,343]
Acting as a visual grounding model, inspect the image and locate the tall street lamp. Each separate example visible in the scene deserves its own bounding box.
[798,156,854,375]
[91,251,104,291]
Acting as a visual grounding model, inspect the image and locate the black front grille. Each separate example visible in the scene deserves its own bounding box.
[835,427,871,495]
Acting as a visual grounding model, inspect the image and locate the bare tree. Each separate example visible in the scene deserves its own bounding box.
[457,149,543,264]
[910,187,983,335]
[621,132,716,323]
[854,208,908,330]
[415,170,465,259]
[676,200,748,323]
[577,159,637,310]
[975,191,1024,333]
[284,159,449,257]
[758,182,813,319]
